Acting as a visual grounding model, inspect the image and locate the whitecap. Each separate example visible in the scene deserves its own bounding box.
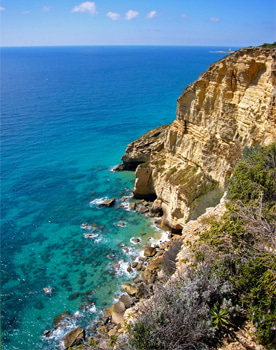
[72,310,84,319]
[120,201,130,211]
[88,304,97,313]
[114,221,127,227]
[83,233,99,239]
[42,317,78,343]
[150,220,170,244]
[109,165,118,172]
[121,246,136,257]
[89,197,108,208]
[114,259,136,277]
[81,223,97,232]
[130,237,141,245]
[94,236,105,244]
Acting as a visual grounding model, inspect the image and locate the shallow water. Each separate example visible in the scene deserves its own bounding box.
[1,46,236,349]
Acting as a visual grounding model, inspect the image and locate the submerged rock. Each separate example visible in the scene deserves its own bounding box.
[68,292,79,300]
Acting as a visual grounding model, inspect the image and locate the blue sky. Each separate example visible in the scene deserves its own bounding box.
[1,0,275,47]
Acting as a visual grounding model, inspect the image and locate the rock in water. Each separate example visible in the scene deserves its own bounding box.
[60,326,85,348]
[98,198,116,207]
[53,311,69,327]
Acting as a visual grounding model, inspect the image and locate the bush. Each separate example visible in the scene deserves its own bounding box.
[119,143,276,349]
[118,262,242,350]
[227,142,276,204]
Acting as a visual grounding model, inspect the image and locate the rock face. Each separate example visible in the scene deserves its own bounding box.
[118,47,276,231]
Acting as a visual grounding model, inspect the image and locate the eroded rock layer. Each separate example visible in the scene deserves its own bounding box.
[118,47,276,231]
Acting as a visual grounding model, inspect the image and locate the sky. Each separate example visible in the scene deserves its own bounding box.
[1,0,275,47]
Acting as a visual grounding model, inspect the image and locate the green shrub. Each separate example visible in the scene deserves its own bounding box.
[119,143,276,349]
[227,142,276,204]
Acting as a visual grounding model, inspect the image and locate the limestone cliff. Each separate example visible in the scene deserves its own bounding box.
[117,47,276,232]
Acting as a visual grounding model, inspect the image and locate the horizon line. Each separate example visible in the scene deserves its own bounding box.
[1,44,244,49]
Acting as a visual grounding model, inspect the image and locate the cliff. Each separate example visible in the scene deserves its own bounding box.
[117,47,276,232]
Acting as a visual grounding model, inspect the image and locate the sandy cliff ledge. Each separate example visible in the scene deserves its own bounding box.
[117,47,276,232]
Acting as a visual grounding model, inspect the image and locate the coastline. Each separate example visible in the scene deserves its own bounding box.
[45,196,171,349]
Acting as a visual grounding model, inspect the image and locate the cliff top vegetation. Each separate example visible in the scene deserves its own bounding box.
[259,42,276,49]
[118,142,276,350]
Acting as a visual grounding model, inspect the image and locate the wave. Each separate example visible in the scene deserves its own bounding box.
[89,197,109,208]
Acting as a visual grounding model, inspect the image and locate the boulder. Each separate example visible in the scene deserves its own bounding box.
[113,301,125,314]
[60,326,85,349]
[105,302,126,325]
[139,205,149,214]
[121,283,137,296]
[136,283,150,299]
[129,202,136,210]
[53,311,69,327]
[112,311,124,325]
[142,256,163,283]
[144,246,157,257]
[98,198,116,207]
[119,294,133,308]
[149,199,163,217]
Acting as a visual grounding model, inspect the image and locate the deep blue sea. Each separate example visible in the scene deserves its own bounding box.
[1,46,237,349]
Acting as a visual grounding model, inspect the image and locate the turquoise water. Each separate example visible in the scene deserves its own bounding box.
[1,46,236,349]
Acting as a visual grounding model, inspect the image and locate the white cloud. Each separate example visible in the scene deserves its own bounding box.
[125,10,139,20]
[146,11,157,19]
[209,17,220,22]
[22,11,30,14]
[42,6,51,12]
[181,13,187,18]
[0,7,5,11]
[106,12,121,20]
[71,2,97,15]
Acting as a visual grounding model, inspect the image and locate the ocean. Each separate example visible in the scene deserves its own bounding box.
[1,46,236,349]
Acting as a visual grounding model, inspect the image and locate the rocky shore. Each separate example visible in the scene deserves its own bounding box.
[46,197,176,349]
[73,198,183,350]
[50,46,276,349]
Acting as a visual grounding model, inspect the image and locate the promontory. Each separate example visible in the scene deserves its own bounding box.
[116,46,276,232]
